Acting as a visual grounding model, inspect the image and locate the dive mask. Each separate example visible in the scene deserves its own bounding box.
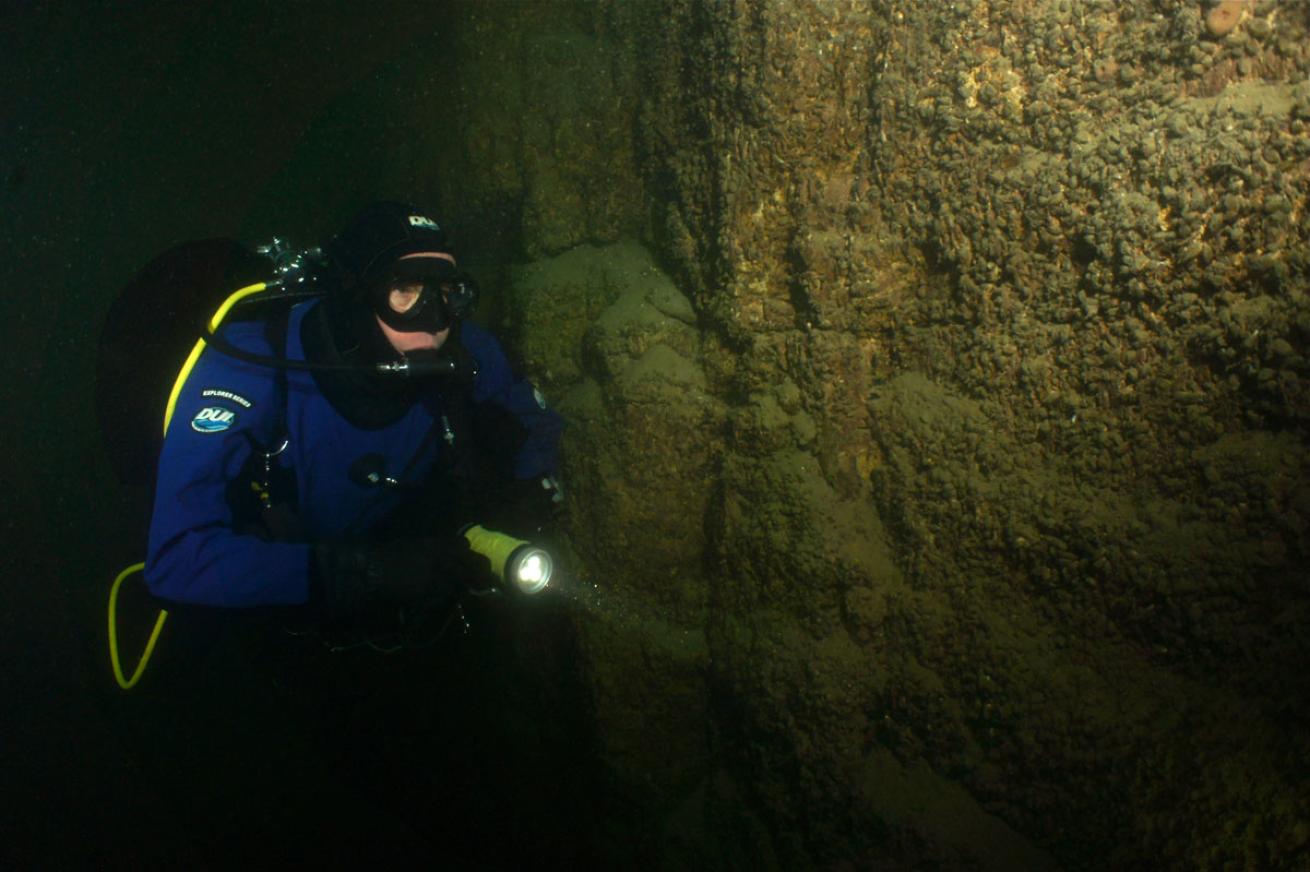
[370,256,480,334]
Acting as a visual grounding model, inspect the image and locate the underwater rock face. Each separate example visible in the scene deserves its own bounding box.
[463,0,1310,868]
[507,241,723,808]
[429,1,643,260]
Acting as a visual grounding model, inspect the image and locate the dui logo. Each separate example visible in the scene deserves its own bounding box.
[191,406,237,433]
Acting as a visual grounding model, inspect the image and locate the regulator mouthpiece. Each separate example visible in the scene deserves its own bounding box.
[374,350,471,379]
[462,524,553,596]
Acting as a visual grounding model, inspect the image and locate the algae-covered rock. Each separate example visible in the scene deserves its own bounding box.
[430,2,643,260]
[511,240,725,815]
[503,240,678,393]
[439,0,1310,866]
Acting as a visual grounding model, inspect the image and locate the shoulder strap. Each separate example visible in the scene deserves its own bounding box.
[230,306,295,526]
[262,304,292,446]
[235,306,291,484]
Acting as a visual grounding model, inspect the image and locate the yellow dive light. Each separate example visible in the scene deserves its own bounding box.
[462,525,553,595]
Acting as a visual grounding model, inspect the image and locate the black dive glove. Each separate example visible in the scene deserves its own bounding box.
[312,536,490,619]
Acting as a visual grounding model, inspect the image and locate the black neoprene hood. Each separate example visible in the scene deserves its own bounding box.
[328,201,454,285]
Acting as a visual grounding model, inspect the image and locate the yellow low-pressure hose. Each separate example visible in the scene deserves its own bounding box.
[112,280,271,689]
[162,281,269,434]
[108,563,167,690]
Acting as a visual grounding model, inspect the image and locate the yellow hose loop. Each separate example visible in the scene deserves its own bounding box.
[108,562,168,690]
[162,281,270,434]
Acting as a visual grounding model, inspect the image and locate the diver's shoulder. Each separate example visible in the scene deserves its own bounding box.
[460,319,494,343]
[459,320,504,356]
[212,318,277,354]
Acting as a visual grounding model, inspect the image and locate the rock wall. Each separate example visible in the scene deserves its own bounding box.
[439,0,1310,868]
[430,0,644,259]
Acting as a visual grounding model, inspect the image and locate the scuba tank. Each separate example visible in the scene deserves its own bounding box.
[95,239,273,489]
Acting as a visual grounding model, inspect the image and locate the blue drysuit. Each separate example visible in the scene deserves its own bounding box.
[145,300,562,607]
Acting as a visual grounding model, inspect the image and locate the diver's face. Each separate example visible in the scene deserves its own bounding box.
[377,251,455,353]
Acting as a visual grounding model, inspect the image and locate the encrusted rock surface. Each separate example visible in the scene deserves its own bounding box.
[438,1,1310,867]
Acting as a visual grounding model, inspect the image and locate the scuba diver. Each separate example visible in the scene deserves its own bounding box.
[111,202,563,682]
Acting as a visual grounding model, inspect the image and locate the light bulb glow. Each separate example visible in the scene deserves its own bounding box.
[511,548,552,595]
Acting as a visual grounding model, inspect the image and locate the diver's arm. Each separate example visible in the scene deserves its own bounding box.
[460,321,565,480]
[144,326,312,608]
